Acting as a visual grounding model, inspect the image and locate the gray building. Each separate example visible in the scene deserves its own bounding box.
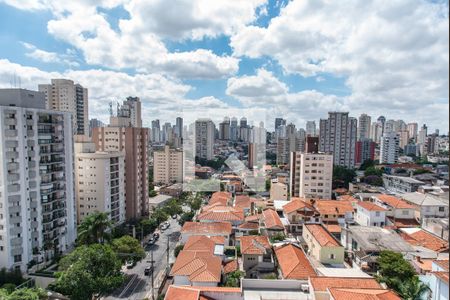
[382,174,425,193]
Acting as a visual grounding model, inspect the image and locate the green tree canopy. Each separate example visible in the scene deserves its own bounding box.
[359,159,376,170]
[0,287,48,300]
[51,244,124,300]
[178,211,195,226]
[163,199,183,216]
[377,250,416,293]
[332,165,356,189]
[111,235,145,263]
[225,270,245,287]
[398,276,430,300]
[77,212,113,245]
[364,166,383,177]
[150,208,168,225]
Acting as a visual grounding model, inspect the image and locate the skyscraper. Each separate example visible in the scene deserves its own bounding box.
[38,79,89,136]
[175,117,183,138]
[239,117,249,142]
[89,118,104,137]
[275,118,286,131]
[357,114,371,140]
[319,112,357,168]
[0,89,76,271]
[151,119,161,143]
[306,121,317,137]
[377,115,386,136]
[153,145,183,184]
[230,117,238,141]
[355,138,376,165]
[407,123,418,142]
[219,117,230,140]
[112,97,142,128]
[195,119,215,160]
[380,133,399,164]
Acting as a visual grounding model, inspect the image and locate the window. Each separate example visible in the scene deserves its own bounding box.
[330,254,335,259]
[439,207,445,212]
[375,212,380,217]
[402,210,409,216]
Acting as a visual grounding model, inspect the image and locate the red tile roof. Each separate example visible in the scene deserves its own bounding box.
[170,250,222,283]
[181,222,232,235]
[358,201,388,212]
[184,236,218,253]
[238,222,259,230]
[165,286,200,300]
[434,260,449,271]
[234,195,252,209]
[401,230,448,252]
[376,194,416,209]
[275,244,316,280]
[328,288,401,300]
[433,271,449,284]
[209,192,232,206]
[223,260,238,274]
[197,206,244,222]
[262,208,284,229]
[282,198,315,214]
[387,217,420,228]
[305,224,341,247]
[239,235,271,255]
[310,276,382,291]
[325,223,342,233]
[245,214,261,223]
[315,200,354,215]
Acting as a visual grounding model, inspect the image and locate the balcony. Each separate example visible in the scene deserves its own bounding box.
[11,237,22,247]
[5,141,18,148]
[6,151,18,160]
[7,184,20,193]
[4,129,17,137]
[8,195,20,203]
[7,162,19,171]
[27,130,35,137]
[7,173,20,182]
[28,160,36,168]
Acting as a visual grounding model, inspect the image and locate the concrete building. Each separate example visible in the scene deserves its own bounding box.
[38,79,88,136]
[276,124,304,166]
[355,201,387,227]
[370,122,383,144]
[153,145,183,185]
[382,174,425,193]
[270,182,288,200]
[218,117,230,140]
[355,138,375,165]
[274,118,286,131]
[407,123,418,142]
[89,118,104,137]
[380,132,399,164]
[151,119,161,143]
[398,130,410,149]
[111,97,142,128]
[319,112,357,168]
[306,120,317,137]
[0,89,76,271]
[357,114,371,141]
[195,119,215,160]
[74,138,125,225]
[93,126,149,219]
[289,152,333,199]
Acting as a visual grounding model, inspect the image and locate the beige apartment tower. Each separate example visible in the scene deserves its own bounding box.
[153,145,183,185]
[92,127,149,219]
[74,137,125,225]
[289,152,333,199]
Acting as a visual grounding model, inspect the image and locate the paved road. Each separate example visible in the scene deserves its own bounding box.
[104,217,181,300]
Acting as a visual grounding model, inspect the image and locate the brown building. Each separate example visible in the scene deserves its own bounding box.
[93,126,149,219]
[306,136,319,153]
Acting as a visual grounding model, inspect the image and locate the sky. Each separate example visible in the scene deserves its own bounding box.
[0,0,448,132]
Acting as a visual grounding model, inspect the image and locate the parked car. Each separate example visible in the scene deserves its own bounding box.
[144,266,153,276]
[171,214,177,219]
[147,237,156,246]
[164,221,170,228]
[125,260,135,269]
[153,232,160,240]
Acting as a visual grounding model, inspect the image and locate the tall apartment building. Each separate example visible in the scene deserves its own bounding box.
[380,132,399,164]
[195,119,215,160]
[153,145,183,185]
[219,117,230,140]
[89,118,104,137]
[275,118,286,131]
[276,124,304,165]
[355,138,376,165]
[398,130,410,149]
[74,137,125,226]
[0,89,76,271]
[357,114,371,140]
[418,124,428,144]
[151,120,161,143]
[289,152,333,199]
[377,115,386,136]
[93,126,149,219]
[407,123,418,142]
[319,112,357,168]
[175,117,183,139]
[38,79,88,136]
[384,119,395,134]
[370,122,383,144]
[306,121,317,137]
[230,117,238,142]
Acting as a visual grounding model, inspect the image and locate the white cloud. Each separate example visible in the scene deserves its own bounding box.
[22,42,79,67]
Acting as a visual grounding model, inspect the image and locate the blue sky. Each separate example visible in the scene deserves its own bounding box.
[0,0,447,132]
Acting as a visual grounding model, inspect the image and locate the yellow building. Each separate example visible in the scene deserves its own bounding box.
[303,224,344,264]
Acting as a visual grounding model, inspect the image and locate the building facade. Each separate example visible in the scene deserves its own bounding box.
[0,89,76,271]
[380,132,399,164]
[195,119,215,160]
[355,138,376,165]
[357,114,371,141]
[153,145,183,185]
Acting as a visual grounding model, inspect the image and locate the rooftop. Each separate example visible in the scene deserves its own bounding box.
[282,198,315,214]
[328,288,401,300]
[400,192,449,207]
[305,224,341,247]
[345,226,414,252]
[374,194,416,209]
[275,243,316,280]
[170,250,222,283]
[262,208,284,229]
[181,221,232,235]
[357,201,387,212]
[148,194,172,205]
[315,200,354,215]
[239,235,271,255]
[197,207,244,222]
[310,276,382,292]
[400,228,448,252]
[383,174,425,184]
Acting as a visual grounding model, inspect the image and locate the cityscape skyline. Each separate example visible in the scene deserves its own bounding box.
[0,0,448,132]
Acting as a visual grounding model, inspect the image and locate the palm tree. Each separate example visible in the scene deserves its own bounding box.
[399,276,431,300]
[77,212,113,245]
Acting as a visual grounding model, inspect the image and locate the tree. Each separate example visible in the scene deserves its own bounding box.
[77,212,113,245]
[225,270,245,287]
[149,190,157,197]
[51,244,124,300]
[269,233,285,243]
[359,159,375,170]
[163,199,183,216]
[364,175,383,186]
[364,166,383,177]
[0,268,24,286]
[0,288,48,300]
[265,179,271,191]
[141,218,158,235]
[150,208,168,225]
[178,211,195,226]
[377,250,416,292]
[174,245,184,258]
[333,166,356,189]
[111,235,145,263]
[398,276,430,300]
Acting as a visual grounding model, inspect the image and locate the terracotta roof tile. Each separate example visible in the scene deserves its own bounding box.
[165,286,200,300]
[282,198,316,214]
[401,230,448,252]
[315,200,354,215]
[223,260,238,274]
[170,250,222,283]
[358,201,388,212]
[325,223,342,233]
[376,194,416,209]
[197,207,244,222]
[305,224,341,247]
[434,260,449,271]
[184,236,217,253]
[262,208,284,229]
[181,222,232,235]
[275,244,316,280]
[239,235,271,255]
[386,217,420,228]
[433,271,449,284]
[245,214,261,223]
[310,276,382,291]
[234,195,252,209]
[209,192,232,206]
[328,288,401,300]
[238,222,259,230]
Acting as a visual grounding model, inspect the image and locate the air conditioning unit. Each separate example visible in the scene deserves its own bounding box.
[301,284,310,293]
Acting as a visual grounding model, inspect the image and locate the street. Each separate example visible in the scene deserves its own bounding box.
[104,217,181,300]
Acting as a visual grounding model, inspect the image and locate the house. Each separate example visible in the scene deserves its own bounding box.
[327,288,401,300]
[303,224,345,265]
[180,222,232,244]
[282,198,319,235]
[164,285,242,300]
[209,191,232,206]
[261,208,285,236]
[274,243,316,280]
[400,192,449,221]
[170,236,223,286]
[382,174,425,193]
[420,260,449,300]
[371,194,418,227]
[355,201,387,227]
[399,228,449,253]
[238,235,274,277]
[309,276,383,300]
[234,195,254,215]
[314,200,355,225]
[341,226,414,273]
[159,183,183,197]
[422,217,449,240]
[197,206,244,226]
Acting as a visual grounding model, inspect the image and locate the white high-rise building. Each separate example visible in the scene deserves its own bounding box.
[418,124,428,144]
[74,137,125,226]
[384,119,395,134]
[38,79,89,136]
[0,89,76,271]
[195,119,215,160]
[289,152,333,199]
[380,132,399,164]
[306,121,317,137]
[153,145,183,185]
[357,114,371,140]
[319,112,357,168]
[370,122,383,143]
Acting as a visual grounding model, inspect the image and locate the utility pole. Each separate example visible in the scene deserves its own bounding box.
[166,235,170,271]
[151,250,155,300]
